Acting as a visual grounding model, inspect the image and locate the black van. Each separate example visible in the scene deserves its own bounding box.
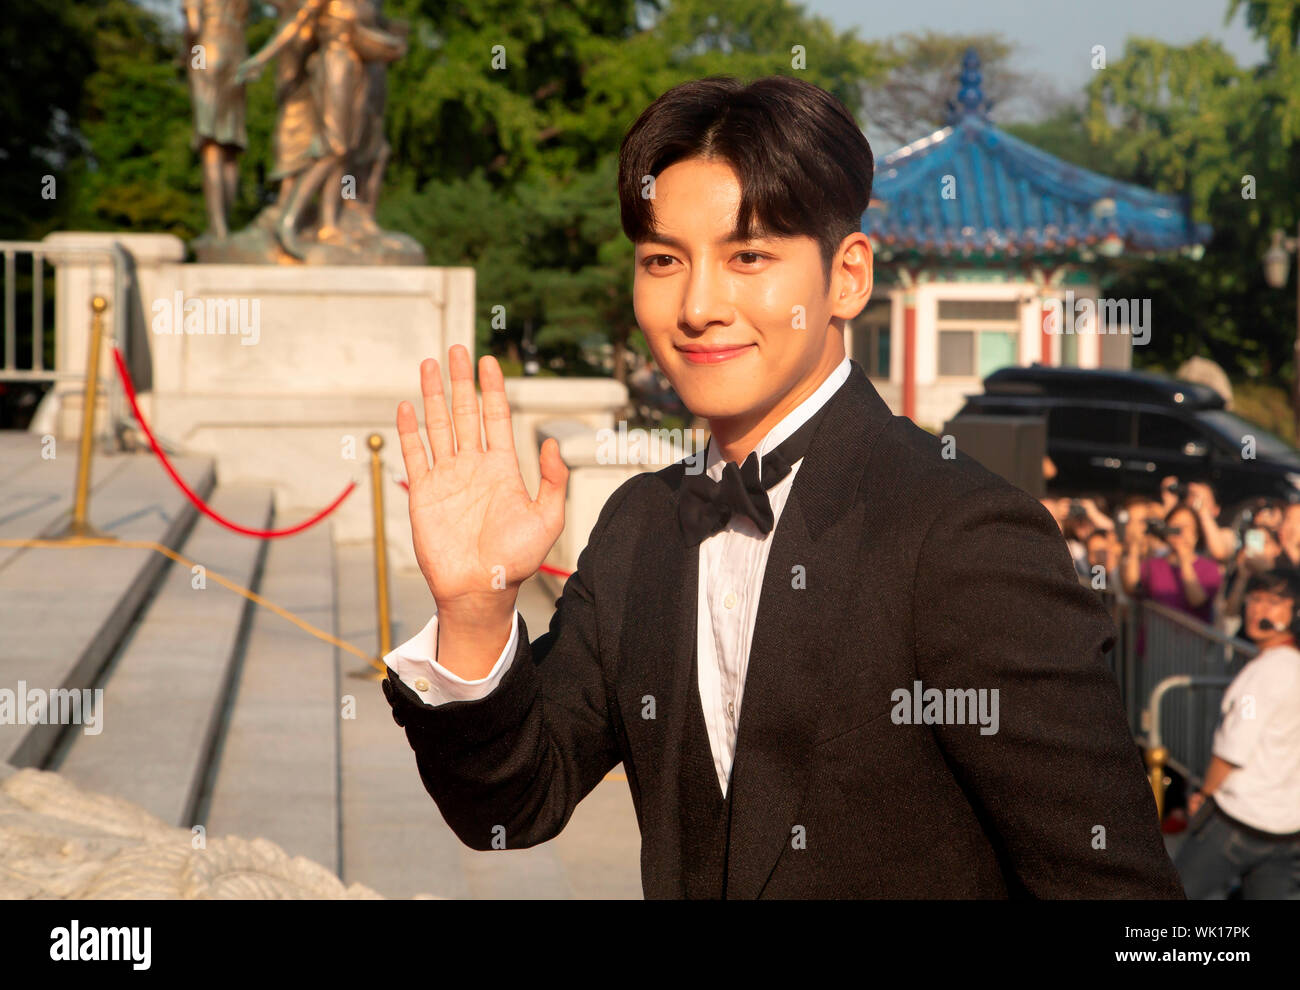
[951,366,1300,512]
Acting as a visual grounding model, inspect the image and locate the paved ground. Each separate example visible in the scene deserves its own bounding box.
[335,542,643,899]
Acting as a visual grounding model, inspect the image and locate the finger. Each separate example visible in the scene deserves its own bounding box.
[478,355,515,453]
[448,345,483,454]
[535,436,569,534]
[420,357,454,462]
[396,400,429,483]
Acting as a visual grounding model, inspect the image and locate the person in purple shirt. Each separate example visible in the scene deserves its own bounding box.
[1121,501,1224,624]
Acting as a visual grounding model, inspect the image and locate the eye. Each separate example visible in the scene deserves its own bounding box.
[735,251,768,266]
[642,254,677,271]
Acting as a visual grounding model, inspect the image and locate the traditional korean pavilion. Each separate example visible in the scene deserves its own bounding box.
[853,48,1212,426]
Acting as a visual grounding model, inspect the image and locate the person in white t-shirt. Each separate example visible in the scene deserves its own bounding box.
[1175,568,1300,898]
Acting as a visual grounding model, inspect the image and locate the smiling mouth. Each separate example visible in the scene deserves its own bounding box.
[675,343,755,365]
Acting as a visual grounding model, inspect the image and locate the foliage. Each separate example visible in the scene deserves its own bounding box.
[1081,31,1300,382]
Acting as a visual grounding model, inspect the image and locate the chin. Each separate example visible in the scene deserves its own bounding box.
[663,374,758,421]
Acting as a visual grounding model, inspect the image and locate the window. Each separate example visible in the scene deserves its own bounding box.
[1199,410,1294,458]
[937,330,1018,378]
[935,296,1021,380]
[875,327,891,378]
[1050,406,1133,446]
[938,330,974,376]
[937,300,1020,320]
[1061,329,1078,366]
[1138,413,1205,453]
[978,331,1017,377]
[851,301,891,378]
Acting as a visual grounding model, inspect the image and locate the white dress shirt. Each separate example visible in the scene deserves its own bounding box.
[386,355,853,799]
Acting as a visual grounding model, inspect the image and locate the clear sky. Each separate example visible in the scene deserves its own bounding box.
[806,0,1265,122]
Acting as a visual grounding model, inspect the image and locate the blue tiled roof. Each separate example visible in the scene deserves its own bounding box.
[862,49,1213,261]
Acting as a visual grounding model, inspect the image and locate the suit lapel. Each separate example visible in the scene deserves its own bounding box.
[723,360,894,899]
[618,472,700,897]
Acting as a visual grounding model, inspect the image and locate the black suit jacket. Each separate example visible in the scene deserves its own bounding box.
[382,360,1185,898]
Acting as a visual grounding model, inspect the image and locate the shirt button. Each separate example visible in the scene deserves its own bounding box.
[728,701,735,718]
[413,677,431,693]
[723,591,737,609]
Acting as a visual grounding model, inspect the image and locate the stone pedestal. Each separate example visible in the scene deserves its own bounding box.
[142,263,475,570]
[41,235,474,570]
[41,231,186,443]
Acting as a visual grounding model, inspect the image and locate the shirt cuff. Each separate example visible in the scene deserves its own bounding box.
[384,609,519,706]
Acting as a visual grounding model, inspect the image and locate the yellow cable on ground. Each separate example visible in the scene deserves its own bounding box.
[0,537,387,674]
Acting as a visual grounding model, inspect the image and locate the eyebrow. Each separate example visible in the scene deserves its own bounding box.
[639,230,776,251]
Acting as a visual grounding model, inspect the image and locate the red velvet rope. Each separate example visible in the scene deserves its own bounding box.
[393,477,573,579]
[112,347,355,538]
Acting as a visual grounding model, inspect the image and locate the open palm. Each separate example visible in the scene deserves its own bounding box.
[396,346,568,621]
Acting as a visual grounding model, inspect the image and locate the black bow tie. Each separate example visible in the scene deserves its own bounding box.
[678,401,830,546]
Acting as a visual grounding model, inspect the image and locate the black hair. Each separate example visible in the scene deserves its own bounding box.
[1244,568,1300,639]
[617,75,874,293]
[1165,501,1205,553]
[1244,568,1300,602]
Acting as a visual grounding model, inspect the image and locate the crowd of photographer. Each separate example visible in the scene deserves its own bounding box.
[1043,477,1300,636]
[1041,474,1300,899]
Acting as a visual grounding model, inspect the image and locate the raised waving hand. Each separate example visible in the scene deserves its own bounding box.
[396,346,568,632]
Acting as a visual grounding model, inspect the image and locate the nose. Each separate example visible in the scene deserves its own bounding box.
[680,260,733,332]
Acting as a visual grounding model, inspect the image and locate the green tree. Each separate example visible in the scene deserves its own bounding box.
[382,0,886,381]
[0,0,95,239]
[1082,32,1300,389]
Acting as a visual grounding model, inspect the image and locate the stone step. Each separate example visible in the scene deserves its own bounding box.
[0,446,215,769]
[201,516,341,874]
[52,486,273,828]
[0,432,140,571]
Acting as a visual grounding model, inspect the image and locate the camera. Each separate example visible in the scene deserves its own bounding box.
[1146,518,1181,540]
[1164,480,1189,500]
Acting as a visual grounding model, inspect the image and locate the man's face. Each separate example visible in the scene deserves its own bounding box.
[1086,534,1109,568]
[632,156,869,425]
[1244,589,1295,642]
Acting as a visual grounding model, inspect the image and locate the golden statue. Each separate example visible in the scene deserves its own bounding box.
[265,0,320,214]
[191,0,423,265]
[183,0,249,241]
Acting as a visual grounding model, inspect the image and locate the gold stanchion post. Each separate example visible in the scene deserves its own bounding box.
[61,295,112,540]
[1145,745,1169,822]
[358,432,392,679]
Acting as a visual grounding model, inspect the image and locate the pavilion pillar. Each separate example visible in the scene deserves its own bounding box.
[902,289,917,420]
[1039,298,1055,366]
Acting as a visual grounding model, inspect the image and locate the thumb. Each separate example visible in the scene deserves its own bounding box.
[535,436,569,534]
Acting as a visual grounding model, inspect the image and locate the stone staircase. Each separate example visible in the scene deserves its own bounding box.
[0,430,641,898]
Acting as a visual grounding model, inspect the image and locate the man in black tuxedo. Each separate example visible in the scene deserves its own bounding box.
[381,76,1184,899]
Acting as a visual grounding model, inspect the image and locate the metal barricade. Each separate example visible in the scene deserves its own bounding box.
[1096,586,1257,788]
[1144,674,1236,816]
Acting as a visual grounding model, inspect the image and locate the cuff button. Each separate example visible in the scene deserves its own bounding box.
[414,677,431,693]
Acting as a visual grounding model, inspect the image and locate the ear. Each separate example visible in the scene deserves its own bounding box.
[830,233,873,321]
